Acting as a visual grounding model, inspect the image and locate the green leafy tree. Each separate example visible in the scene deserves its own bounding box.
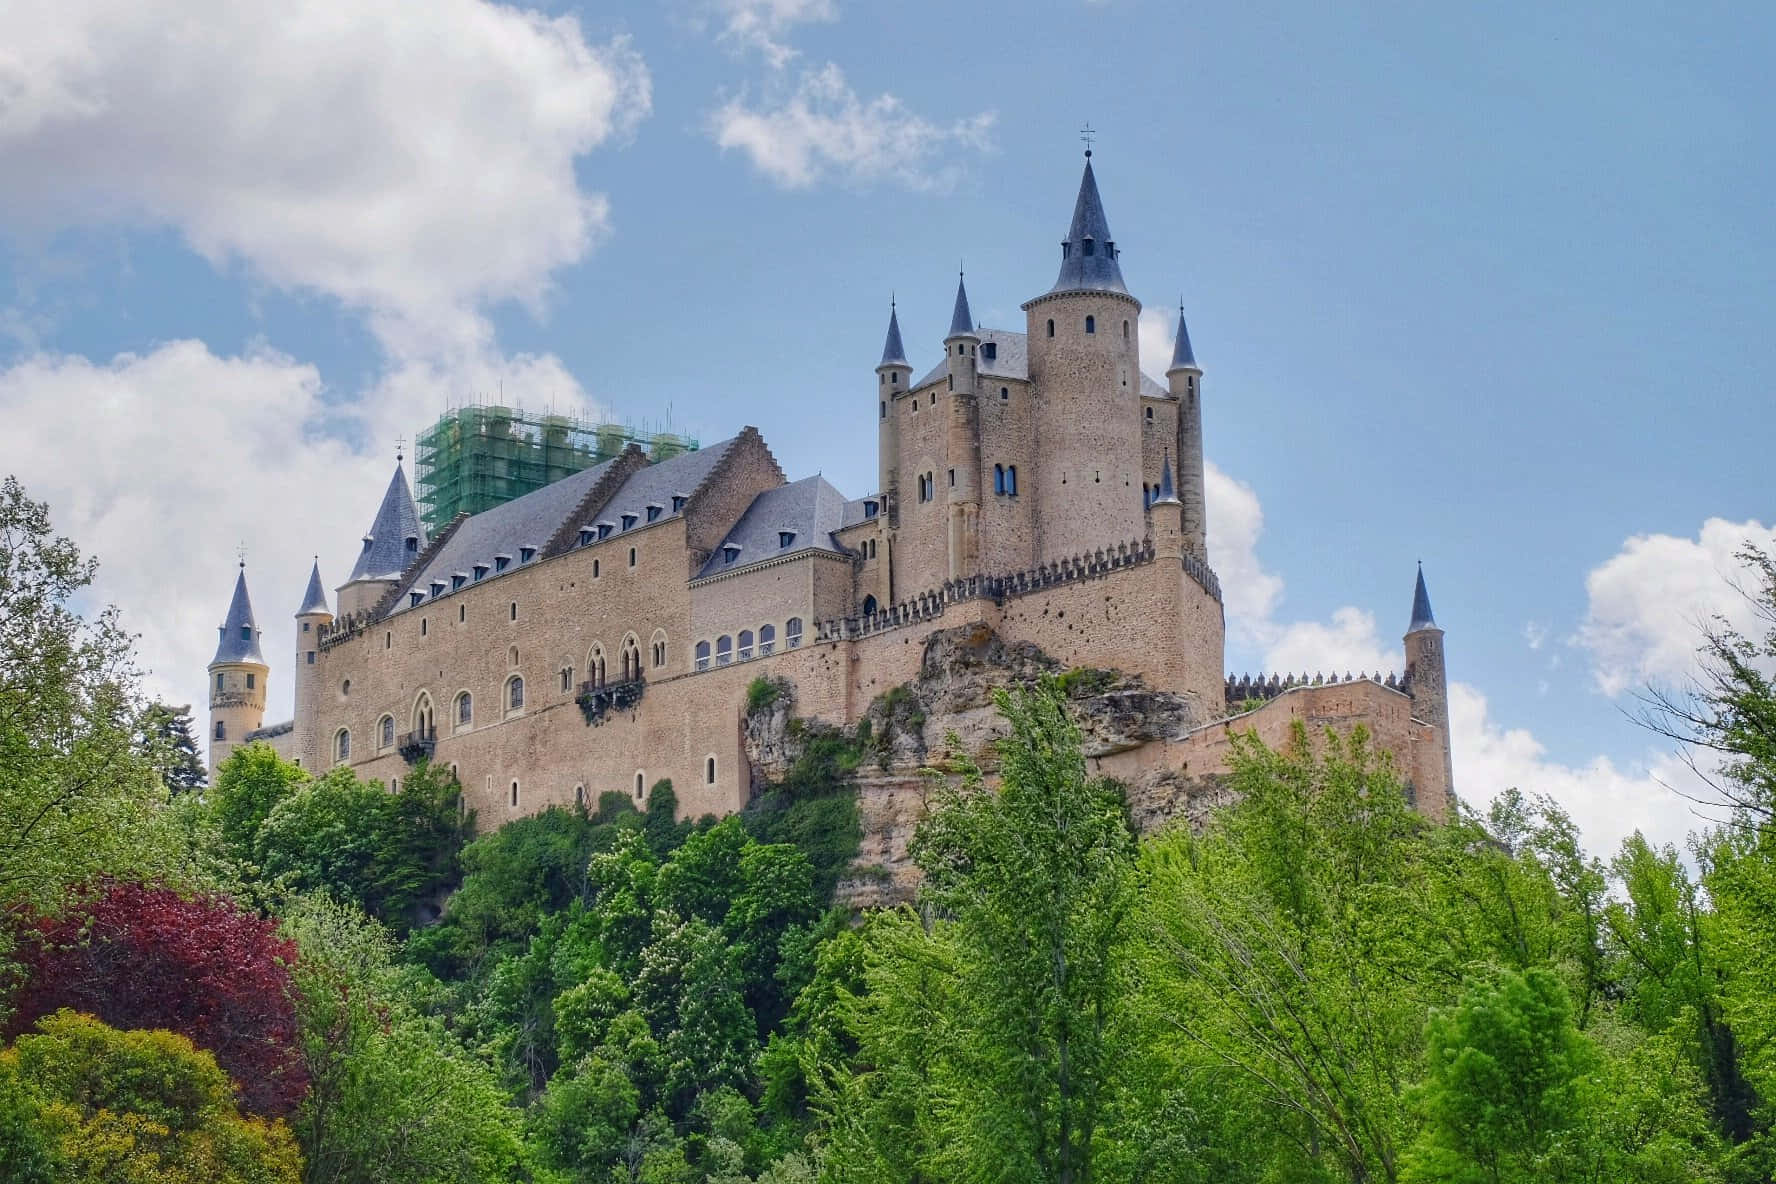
[210,743,307,866]
[138,702,207,793]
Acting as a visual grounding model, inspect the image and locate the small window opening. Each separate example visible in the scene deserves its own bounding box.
[706,757,716,785]
[1047,319,1055,338]
[628,547,637,568]
[1085,315,1096,334]
[510,601,518,621]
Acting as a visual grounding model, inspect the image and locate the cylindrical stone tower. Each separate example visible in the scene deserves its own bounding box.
[944,275,983,578]
[1403,564,1455,809]
[208,563,269,779]
[293,558,332,771]
[876,302,911,521]
[1166,303,1207,560]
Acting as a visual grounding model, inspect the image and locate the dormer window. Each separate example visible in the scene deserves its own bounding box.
[646,503,663,522]
[579,528,594,546]
[864,499,878,518]
[361,536,373,552]
[982,342,997,361]
[405,535,419,552]
[429,581,445,598]
[409,592,424,607]
[723,544,742,564]
[520,546,536,563]
[597,523,614,540]
[451,573,466,590]
[240,625,252,641]
[1083,237,1095,256]
[671,495,687,512]
[779,531,796,548]
[621,513,637,531]
[495,554,511,572]
[473,564,489,580]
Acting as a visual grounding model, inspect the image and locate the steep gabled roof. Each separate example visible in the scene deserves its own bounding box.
[347,462,426,584]
[211,567,266,666]
[694,475,849,580]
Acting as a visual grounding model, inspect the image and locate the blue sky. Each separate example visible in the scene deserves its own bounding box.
[1,0,1770,857]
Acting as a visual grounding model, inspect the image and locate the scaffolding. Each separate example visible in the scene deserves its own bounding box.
[414,405,697,535]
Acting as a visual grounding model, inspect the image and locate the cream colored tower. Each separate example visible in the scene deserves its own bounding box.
[293,558,332,770]
[1166,303,1207,561]
[1024,152,1145,561]
[207,563,269,779]
[943,275,983,578]
[877,302,911,524]
[1403,565,1455,803]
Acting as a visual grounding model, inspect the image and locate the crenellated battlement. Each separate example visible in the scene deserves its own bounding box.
[1224,669,1407,711]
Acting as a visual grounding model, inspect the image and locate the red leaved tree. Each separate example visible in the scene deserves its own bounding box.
[3,879,307,1115]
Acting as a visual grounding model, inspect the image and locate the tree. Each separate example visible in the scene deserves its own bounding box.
[0,476,176,911]
[1,1010,302,1184]
[138,702,207,792]
[4,880,306,1115]
[210,743,308,866]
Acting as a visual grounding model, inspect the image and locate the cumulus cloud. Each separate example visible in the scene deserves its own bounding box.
[0,0,651,355]
[707,0,837,68]
[1577,518,1771,696]
[709,63,995,191]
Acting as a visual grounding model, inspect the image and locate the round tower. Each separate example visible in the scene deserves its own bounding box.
[944,274,983,577]
[1402,564,1455,811]
[207,562,269,779]
[876,301,912,519]
[1166,301,1207,560]
[293,558,332,771]
[1023,151,1145,562]
[337,456,427,619]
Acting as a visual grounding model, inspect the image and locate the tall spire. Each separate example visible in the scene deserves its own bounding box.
[879,301,908,367]
[1048,153,1128,296]
[347,460,426,584]
[211,565,265,665]
[1153,450,1180,504]
[1408,563,1437,632]
[947,272,976,339]
[1168,301,1198,372]
[297,558,330,617]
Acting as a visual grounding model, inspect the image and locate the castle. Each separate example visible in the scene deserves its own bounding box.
[207,154,1455,827]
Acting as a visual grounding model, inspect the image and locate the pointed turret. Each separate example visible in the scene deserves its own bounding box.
[1167,300,1207,559]
[1401,562,1454,815]
[1152,450,1180,505]
[1047,154,1128,296]
[348,461,426,584]
[880,303,908,367]
[946,273,977,341]
[297,559,329,618]
[1167,305,1198,373]
[1408,563,1436,632]
[211,566,265,665]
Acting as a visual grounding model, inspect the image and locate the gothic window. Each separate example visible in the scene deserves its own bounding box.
[651,631,667,668]
[863,595,878,617]
[507,676,525,713]
[695,640,711,671]
[739,630,754,660]
[1085,315,1095,334]
[335,729,350,763]
[380,716,394,749]
[214,720,226,741]
[560,667,572,693]
[620,637,641,681]
[414,692,435,737]
[456,692,471,729]
[786,617,803,648]
[589,644,606,686]
[716,635,733,666]
[759,624,775,655]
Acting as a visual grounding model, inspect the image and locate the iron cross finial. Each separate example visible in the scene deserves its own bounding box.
[236,541,247,569]
[1080,122,1096,156]
[395,434,406,464]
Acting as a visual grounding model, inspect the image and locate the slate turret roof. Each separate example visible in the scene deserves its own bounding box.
[1152,451,1180,505]
[947,274,977,339]
[211,566,266,666]
[297,559,330,617]
[1169,304,1198,372]
[879,304,908,367]
[1046,155,1129,297]
[695,475,849,580]
[347,462,427,584]
[1409,564,1438,632]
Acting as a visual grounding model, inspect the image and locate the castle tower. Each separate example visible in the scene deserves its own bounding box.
[207,563,269,778]
[944,274,983,578]
[1403,564,1455,806]
[877,301,911,520]
[1148,451,1184,561]
[1166,303,1207,560]
[293,558,332,771]
[1023,152,1145,561]
[337,458,427,618]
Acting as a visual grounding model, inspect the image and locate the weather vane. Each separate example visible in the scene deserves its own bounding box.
[395,434,405,463]
[1080,122,1096,156]
[236,541,247,569]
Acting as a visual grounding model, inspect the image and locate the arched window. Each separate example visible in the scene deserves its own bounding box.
[863,595,878,617]
[620,636,641,681]
[1123,319,1130,339]
[413,692,435,738]
[695,640,711,671]
[880,400,886,418]
[652,638,666,667]
[1046,319,1055,338]
[706,756,716,785]
[379,715,394,749]
[759,624,775,655]
[786,617,803,649]
[1007,466,1018,496]
[341,678,351,697]
[560,666,573,692]
[214,720,226,741]
[738,630,754,660]
[716,636,733,666]
[628,547,637,568]
[994,464,1005,494]
[455,691,472,730]
[574,785,585,807]
[335,729,350,763]
[1085,315,1095,334]
[589,644,606,687]
[507,676,525,713]
[1000,386,1009,401]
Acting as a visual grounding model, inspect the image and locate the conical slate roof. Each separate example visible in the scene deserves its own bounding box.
[1048,156,1129,296]
[347,462,426,584]
[1168,304,1198,371]
[947,274,976,339]
[211,566,266,666]
[1153,451,1180,504]
[1408,564,1437,632]
[297,559,330,617]
[879,304,908,367]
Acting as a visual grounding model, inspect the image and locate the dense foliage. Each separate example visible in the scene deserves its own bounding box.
[7,474,1776,1183]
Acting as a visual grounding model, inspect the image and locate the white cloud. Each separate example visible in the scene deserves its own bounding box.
[1262,608,1397,679]
[0,0,651,356]
[709,63,994,191]
[1524,621,1548,651]
[707,0,837,68]
[1577,518,1771,696]
[1204,462,1284,641]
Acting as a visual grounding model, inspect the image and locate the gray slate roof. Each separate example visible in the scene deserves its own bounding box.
[695,475,849,580]
[1409,565,1437,632]
[211,567,266,666]
[347,463,427,584]
[1047,157,1129,297]
[1170,307,1198,371]
[297,560,330,617]
[947,275,976,338]
[245,719,293,742]
[880,305,908,367]
[838,494,887,529]
[913,328,1169,398]
[389,438,737,614]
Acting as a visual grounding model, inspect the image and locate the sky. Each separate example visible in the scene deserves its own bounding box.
[1,0,1770,861]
